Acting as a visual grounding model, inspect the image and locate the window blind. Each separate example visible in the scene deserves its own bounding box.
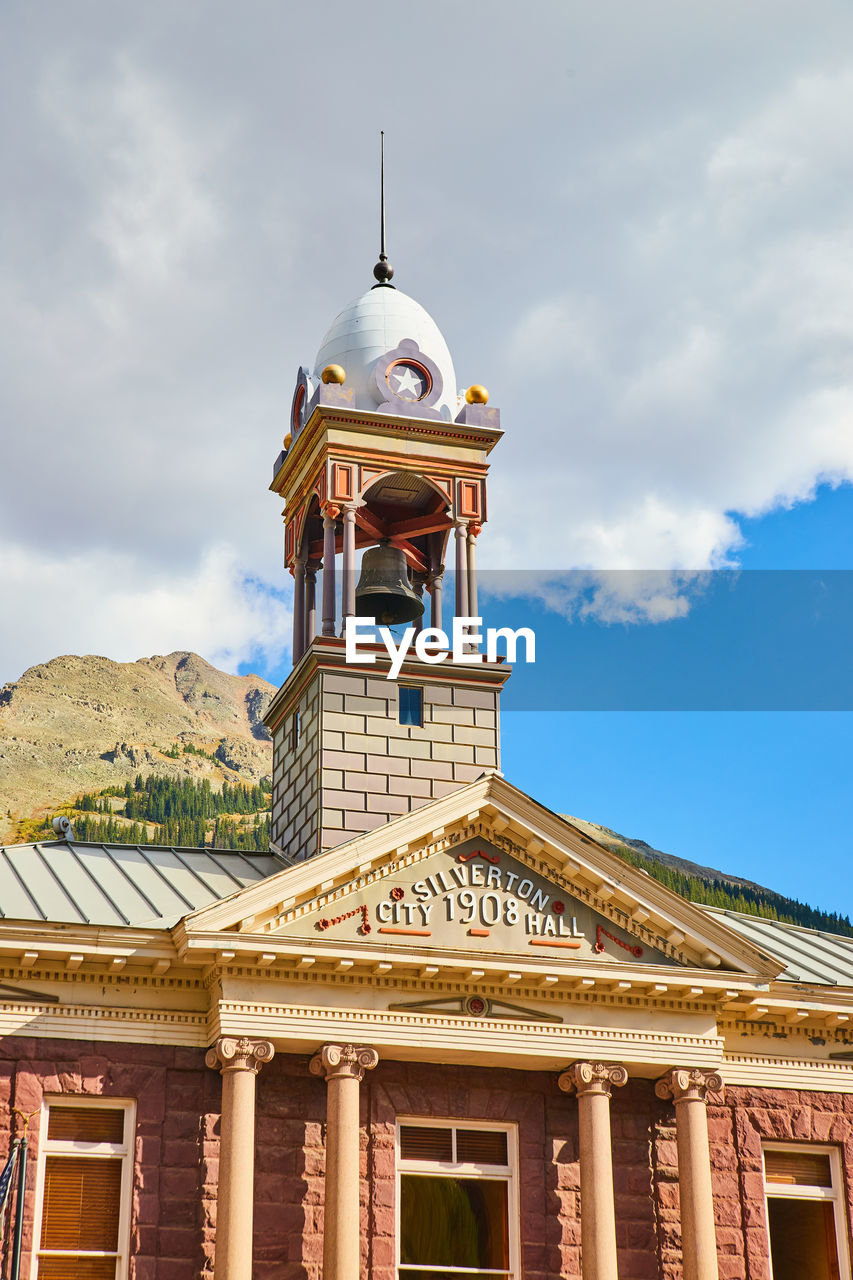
[399,1126,453,1162]
[456,1129,508,1166]
[764,1149,833,1187]
[37,1258,117,1280]
[41,1156,122,1251]
[47,1108,125,1145]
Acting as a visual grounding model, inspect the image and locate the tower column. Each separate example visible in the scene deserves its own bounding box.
[206,1036,275,1280]
[655,1069,723,1280]
[292,554,306,665]
[342,505,357,625]
[305,561,319,649]
[413,572,427,634]
[430,567,444,632]
[310,1044,379,1280]
[322,505,339,637]
[467,522,480,619]
[454,520,469,620]
[558,1061,628,1280]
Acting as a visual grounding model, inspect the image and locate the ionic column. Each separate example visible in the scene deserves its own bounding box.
[292,555,306,665]
[310,1044,379,1280]
[206,1036,275,1280]
[322,506,339,637]
[454,520,468,620]
[305,560,320,649]
[558,1062,628,1280]
[655,1069,723,1280]
[342,507,357,625]
[467,522,481,619]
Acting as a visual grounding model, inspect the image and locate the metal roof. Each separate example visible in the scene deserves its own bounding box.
[0,840,282,930]
[700,906,853,987]
[2,841,851,989]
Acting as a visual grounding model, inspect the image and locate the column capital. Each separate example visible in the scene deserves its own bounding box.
[655,1067,723,1104]
[206,1036,275,1076]
[309,1043,379,1083]
[558,1061,628,1098]
[322,503,341,521]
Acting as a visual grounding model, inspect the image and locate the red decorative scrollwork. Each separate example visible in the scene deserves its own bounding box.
[317,904,371,935]
[593,924,643,958]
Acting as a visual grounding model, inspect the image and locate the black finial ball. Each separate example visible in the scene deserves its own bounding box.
[373,258,394,283]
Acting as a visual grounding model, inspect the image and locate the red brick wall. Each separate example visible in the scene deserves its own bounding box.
[2,1034,853,1280]
[0,1036,213,1280]
[707,1086,853,1280]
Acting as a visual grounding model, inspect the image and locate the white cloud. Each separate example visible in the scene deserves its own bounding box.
[491,62,853,612]
[2,7,853,670]
[0,542,291,683]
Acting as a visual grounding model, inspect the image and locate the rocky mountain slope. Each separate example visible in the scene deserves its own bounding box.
[0,652,276,841]
[564,814,768,895]
[2,650,842,929]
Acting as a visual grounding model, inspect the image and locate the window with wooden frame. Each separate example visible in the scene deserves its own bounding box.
[396,1121,519,1280]
[763,1143,851,1280]
[32,1099,135,1280]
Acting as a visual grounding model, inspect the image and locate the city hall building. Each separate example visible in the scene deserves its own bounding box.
[2,252,853,1280]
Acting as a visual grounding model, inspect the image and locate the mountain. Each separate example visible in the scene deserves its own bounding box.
[2,650,847,933]
[566,815,853,936]
[0,651,275,842]
[564,814,769,895]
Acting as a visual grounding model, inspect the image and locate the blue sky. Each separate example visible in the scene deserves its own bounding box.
[2,3,852,914]
[243,486,853,915]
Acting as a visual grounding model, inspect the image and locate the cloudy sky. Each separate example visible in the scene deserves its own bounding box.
[2,2,852,902]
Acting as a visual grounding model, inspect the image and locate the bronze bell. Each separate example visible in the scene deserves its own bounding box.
[355,541,424,626]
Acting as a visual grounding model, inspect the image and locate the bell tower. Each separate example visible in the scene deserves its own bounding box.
[264,237,510,862]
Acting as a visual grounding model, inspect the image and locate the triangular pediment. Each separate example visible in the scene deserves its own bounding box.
[269,835,680,965]
[181,775,782,978]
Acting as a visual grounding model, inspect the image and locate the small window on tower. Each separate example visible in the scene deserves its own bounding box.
[291,712,301,751]
[398,687,423,728]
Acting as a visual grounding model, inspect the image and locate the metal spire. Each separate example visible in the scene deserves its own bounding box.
[373,131,395,287]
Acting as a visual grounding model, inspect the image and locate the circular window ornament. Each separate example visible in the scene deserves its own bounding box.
[464,995,491,1018]
[386,359,431,402]
[373,339,444,417]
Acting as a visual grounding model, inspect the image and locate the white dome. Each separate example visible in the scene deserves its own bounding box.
[313,287,459,420]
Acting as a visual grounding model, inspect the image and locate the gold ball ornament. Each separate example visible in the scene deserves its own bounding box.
[466,385,489,405]
[283,432,292,450]
[321,364,346,385]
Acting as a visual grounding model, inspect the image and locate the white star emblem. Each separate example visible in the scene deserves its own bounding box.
[392,365,425,398]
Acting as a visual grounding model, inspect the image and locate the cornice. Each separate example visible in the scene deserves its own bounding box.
[0,922,185,978]
[0,1000,208,1046]
[179,934,753,1008]
[212,996,724,1074]
[722,1052,853,1093]
[271,405,502,496]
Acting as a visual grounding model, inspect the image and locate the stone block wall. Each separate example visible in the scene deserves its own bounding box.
[270,676,321,858]
[317,670,500,852]
[0,1036,213,1280]
[271,666,501,863]
[5,1033,853,1280]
